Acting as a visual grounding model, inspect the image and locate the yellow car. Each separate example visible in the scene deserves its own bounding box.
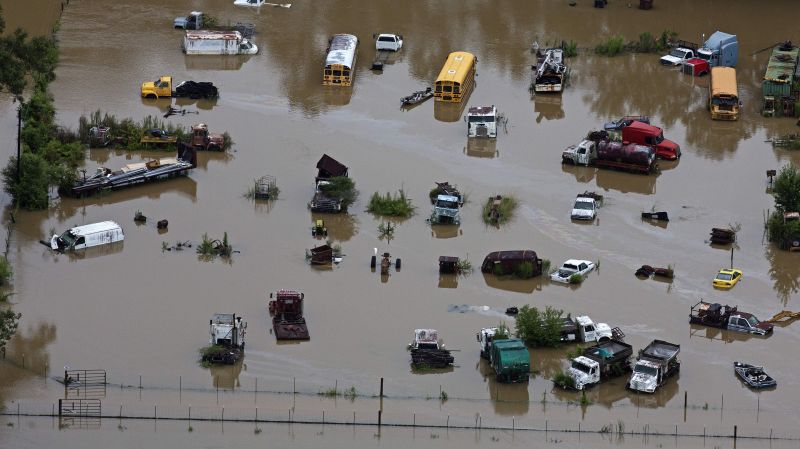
[713,268,743,289]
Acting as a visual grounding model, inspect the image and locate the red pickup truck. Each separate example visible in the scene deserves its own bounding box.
[622,121,681,160]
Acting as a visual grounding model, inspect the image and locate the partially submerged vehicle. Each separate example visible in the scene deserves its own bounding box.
[203,313,246,364]
[565,340,632,390]
[141,76,219,99]
[689,300,773,335]
[400,87,433,106]
[734,362,776,389]
[531,46,568,93]
[571,196,597,221]
[183,30,258,55]
[562,133,658,175]
[268,290,309,340]
[712,268,743,289]
[481,250,543,277]
[375,33,403,52]
[429,182,464,224]
[234,0,292,8]
[189,124,224,151]
[371,249,400,275]
[628,340,680,393]
[466,106,497,138]
[409,329,454,368]
[560,315,622,343]
[69,144,197,198]
[660,41,698,66]
[550,259,595,283]
[710,227,736,244]
[490,339,530,383]
[323,34,358,86]
[50,221,124,252]
[309,154,349,213]
[603,115,650,131]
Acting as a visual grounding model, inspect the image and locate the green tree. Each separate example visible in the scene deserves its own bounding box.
[515,305,564,347]
[0,309,21,352]
[773,163,800,214]
[2,153,50,210]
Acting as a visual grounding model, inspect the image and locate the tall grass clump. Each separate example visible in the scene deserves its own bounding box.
[366,189,415,217]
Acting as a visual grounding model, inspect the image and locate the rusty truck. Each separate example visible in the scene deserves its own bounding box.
[268,290,309,340]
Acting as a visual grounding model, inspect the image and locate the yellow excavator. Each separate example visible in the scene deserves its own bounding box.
[766,310,800,324]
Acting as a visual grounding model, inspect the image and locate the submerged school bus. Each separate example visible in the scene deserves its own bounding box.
[434,51,476,102]
[323,34,358,86]
[709,67,739,120]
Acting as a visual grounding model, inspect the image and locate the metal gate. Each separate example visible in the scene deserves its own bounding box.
[64,369,107,398]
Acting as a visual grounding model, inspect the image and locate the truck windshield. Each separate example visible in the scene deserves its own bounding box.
[571,361,591,374]
[416,342,438,350]
[469,116,495,123]
[436,200,459,209]
[746,315,760,327]
[378,36,395,42]
[670,49,688,58]
[634,364,658,376]
[655,133,664,143]
[59,231,77,247]
[574,202,593,210]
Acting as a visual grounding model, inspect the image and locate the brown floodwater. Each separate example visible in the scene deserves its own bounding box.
[3,0,800,447]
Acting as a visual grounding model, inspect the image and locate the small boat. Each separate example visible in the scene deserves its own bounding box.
[734,362,776,389]
[401,87,433,106]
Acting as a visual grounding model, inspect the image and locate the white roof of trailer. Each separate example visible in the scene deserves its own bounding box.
[186,30,242,40]
[69,221,121,234]
[326,34,358,69]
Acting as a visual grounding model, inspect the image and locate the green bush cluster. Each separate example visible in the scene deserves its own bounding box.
[366,189,415,217]
[318,176,358,209]
[767,164,800,249]
[553,371,575,389]
[562,40,578,58]
[0,256,11,286]
[595,35,626,56]
[482,195,518,225]
[514,305,564,347]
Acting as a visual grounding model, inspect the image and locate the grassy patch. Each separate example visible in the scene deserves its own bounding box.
[482,195,518,225]
[318,176,358,209]
[562,40,578,58]
[595,35,626,56]
[553,371,575,389]
[367,189,415,217]
[0,257,11,286]
[196,232,233,258]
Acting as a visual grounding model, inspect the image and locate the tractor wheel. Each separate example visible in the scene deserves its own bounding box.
[395,258,401,270]
[370,255,376,268]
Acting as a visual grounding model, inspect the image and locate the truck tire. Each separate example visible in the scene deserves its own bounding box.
[370,255,376,268]
[395,258,401,270]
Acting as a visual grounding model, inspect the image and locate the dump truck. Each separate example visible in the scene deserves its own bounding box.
[689,300,773,336]
[490,339,530,383]
[560,315,623,343]
[531,46,568,93]
[566,339,632,390]
[203,313,247,364]
[562,133,658,175]
[141,76,219,99]
[409,329,454,368]
[628,340,680,393]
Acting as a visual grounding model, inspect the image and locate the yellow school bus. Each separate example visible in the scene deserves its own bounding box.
[434,51,476,102]
[709,67,739,120]
[323,34,358,86]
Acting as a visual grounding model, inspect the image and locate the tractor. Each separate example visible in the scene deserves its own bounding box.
[311,219,328,237]
[371,248,400,275]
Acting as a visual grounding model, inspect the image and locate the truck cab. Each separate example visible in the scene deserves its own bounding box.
[432,194,462,224]
[621,121,680,160]
[141,76,172,99]
[174,11,203,30]
[411,329,443,350]
[561,315,614,342]
[628,359,663,393]
[490,339,530,383]
[697,31,738,68]
[375,33,403,52]
[209,313,246,349]
[660,47,695,66]
[562,139,597,166]
[682,58,710,77]
[466,106,498,138]
[568,356,600,390]
[727,312,773,335]
[190,123,224,151]
[477,327,498,359]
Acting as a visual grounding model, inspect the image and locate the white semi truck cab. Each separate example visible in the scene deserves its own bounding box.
[466,106,498,138]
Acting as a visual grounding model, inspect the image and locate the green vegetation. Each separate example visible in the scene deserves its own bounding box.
[456,257,473,274]
[580,391,591,406]
[514,305,564,347]
[553,371,575,389]
[595,30,677,57]
[482,195,518,225]
[0,309,21,353]
[377,221,395,240]
[366,189,415,217]
[319,176,358,209]
[568,273,584,284]
[566,345,585,360]
[0,8,78,210]
[244,183,280,199]
[515,261,535,279]
[0,257,12,286]
[766,164,800,249]
[439,390,448,402]
[494,322,510,340]
[318,386,357,400]
[541,259,551,274]
[196,232,233,258]
[562,40,578,58]
[594,35,626,56]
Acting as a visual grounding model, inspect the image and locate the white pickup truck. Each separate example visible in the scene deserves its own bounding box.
[550,259,595,283]
[375,34,403,52]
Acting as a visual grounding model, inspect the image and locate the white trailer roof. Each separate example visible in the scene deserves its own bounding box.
[326,34,358,69]
[69,221,121,235]
[186,30,242,41]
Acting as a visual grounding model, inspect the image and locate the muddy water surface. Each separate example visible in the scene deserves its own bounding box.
[3,0,800,447]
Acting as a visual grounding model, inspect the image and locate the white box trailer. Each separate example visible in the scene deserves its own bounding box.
[51,221,124,251]
[183,30,258,55]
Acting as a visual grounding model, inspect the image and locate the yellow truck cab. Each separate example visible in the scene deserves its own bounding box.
[141,76,173,98]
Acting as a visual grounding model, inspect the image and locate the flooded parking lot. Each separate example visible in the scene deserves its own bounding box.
[2,0,800,447]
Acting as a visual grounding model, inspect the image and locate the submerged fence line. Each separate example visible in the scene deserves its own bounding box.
[0,401,796,442]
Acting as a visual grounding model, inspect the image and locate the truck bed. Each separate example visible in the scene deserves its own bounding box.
[584,340,632,365]
[641,339,680,361]
[273,319,309,340]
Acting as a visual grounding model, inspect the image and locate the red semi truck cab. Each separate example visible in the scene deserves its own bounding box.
[621,121,681,160]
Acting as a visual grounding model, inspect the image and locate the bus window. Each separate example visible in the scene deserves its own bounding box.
[453,85,460,94]
[343,70,350,77]
[325,69,332,76]
[333,70,342,77]
[443,85,452,93]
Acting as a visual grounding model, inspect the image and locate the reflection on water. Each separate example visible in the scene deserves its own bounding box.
[476,359,530,415]
[688,323,766,344]
[0,321,58,406]
[765,244,800,306]
[438,273,458,289]
[434,101,467,123]
[140,97,219,114]
[184,55,253,71]
[481,272,543,294]
[596,168,658,196]
[464,138,498,158]
[532,94,564,123]
[430,224,460,239]
[311,212,358,241]
[322,86,353,107]
[209,360,245,390]
[64,241,124,261]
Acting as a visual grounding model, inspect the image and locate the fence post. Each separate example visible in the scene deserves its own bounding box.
[322,410,325,424]
[222,407,224,422]
[188,405,191,421]
[380,377,384,398]
[255,407,258,423]
[154,405,157,420]
[733,425,737,441]
[255,378,258,404]
[119,404,122,419]
[447,415,449,428]
[139,374,142,390]
[58,399,62,418]
[378,410,382,427]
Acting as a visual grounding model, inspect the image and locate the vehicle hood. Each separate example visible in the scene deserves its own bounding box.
[50,235,60,250]
[567,368,591,390]
[571,208,594,218]
[603,121,621,130]
[629,372,656,392]
[656,140,680,159]
[142,81,156,90]
[755,322,774,333]
[174,17,188,25]
[660,55,682,65]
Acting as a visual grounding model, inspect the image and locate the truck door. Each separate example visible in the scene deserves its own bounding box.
[583,324,595,342]
[577,146,588,165]
[75,236,86,250]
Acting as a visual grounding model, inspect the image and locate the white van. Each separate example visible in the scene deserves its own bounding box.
[51,221,124,251]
